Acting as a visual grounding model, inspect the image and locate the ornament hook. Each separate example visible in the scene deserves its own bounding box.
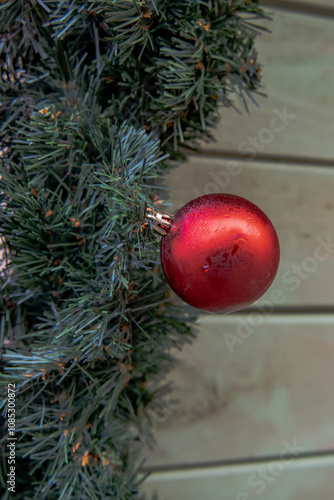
[146,210,174,236]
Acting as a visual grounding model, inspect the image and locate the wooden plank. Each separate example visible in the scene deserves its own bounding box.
[163,156,334,306]
[270,0,334,9]
[197,9,334,159]
[142,456,334,500]
[142,320,334,467]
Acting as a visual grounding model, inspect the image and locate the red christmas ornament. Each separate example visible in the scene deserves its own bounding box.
[156,193,280,314]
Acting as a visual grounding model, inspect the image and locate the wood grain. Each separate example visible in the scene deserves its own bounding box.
[197,9,334,160]
[142,320,334,468]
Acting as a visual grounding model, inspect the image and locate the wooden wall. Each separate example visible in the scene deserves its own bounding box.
[142,2,334,499]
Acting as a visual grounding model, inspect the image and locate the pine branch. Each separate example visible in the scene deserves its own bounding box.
[0,1,268,498]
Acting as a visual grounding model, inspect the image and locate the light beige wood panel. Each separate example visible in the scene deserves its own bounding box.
[164,156,334,306]
[273,0,334,7]
[142,456,334,500]
[142,319,334,467]
[198,9,334,159]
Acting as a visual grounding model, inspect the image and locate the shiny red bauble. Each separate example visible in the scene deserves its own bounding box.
[160,193,280,313]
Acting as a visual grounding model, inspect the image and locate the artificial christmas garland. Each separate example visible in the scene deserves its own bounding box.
[0,1,269,498]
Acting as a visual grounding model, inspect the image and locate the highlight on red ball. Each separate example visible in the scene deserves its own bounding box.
[160,193,280,314]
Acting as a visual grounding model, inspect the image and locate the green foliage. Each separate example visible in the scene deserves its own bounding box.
[0,0,267,498]
[1,94,195,499]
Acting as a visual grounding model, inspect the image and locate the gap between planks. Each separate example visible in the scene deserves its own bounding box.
[261,0,334,19]
[141,450,334,480]
[179,148,334,169]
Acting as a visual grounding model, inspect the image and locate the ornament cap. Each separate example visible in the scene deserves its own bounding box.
[146,210,174,236]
